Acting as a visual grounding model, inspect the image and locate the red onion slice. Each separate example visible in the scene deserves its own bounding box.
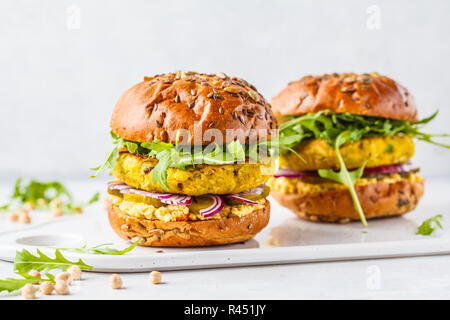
[160,195,193,206]
[236,184,265,196]
[108,181,192,206]
[199,195,225,218]
[225,195,259,205]
[124,189,193,206]
[108,181,133,191]
[363,163,412,175]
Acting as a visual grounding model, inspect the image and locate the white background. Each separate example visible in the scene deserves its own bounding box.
[1,0,449,182]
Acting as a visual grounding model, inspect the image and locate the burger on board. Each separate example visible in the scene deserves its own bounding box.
[268,72,450,226]
[93,71,284,246]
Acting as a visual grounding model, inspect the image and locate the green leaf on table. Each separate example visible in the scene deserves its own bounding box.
[87,192,100,204]
[51,240,139,255]
[0,272,54,293]
[0,276,43,293]
[0,178,76,213]
[416,214,444,236]
[14,249,93,273]
[64,191,100,213]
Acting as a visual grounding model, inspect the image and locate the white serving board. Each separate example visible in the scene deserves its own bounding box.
[0,178,449,272]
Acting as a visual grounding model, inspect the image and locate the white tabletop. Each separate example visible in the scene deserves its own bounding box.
[2,254,450,299]
[1,178,450,300]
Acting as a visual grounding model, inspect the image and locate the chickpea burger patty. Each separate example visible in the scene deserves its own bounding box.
[112,152,273,196]
[279,135,414,171]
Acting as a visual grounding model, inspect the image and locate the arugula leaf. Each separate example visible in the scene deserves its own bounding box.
[62,191,100,213]
[124,141,138,154]
[151,149,173,190]
[318,131,369,227]
[141,139,174,154]
[1,179,72,213]
[14,249,93,273]
[0,272,55,294]
[0,276,43,293]
[87,192,100,204]
[279,110,450,151]
[226,140,246,162]
[51,240,139,255]
[416,214,444,236]
[91,131,124,178]
[22,180,72,203]
[92,130,291,190]
[0,179,100,215]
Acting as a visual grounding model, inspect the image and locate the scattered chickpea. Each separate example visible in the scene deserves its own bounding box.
[21,283,36,299]
[109,274,123,289]
[56,272,72,285]
[8,212,19,222]
[39,281,54,295]
[54,280,70,295]
[51,208,63,218]
[149,271,162,284]
[18,209,31,224]
[28,270,41,283]
[73,208,83,214]
[37,198,47,206]
[67,265,82,281]
[24,202,36,210]
[50,198,62,209]
[19,214,31,224]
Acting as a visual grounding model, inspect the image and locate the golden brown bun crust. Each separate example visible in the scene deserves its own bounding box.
[106,199,270,247]
[270,178,424,223]
[111,71,277,145]
[271,73,418,122]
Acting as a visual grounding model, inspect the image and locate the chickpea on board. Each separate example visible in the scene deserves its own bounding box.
[56,272,72,285]
[150,271,162,284]
[21,284,36,299]
[68,265,82,280]
[39,282,54,295]
[109,274,123,289]
[55,280,70,295]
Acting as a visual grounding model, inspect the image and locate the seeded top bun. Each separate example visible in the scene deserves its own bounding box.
[271,73,418,122]
[110,71,277,145]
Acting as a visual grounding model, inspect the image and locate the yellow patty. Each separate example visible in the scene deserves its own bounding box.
[280,135,414,171]
[111,152,274,196]
[268,173,423,196]
[111,196,266,222]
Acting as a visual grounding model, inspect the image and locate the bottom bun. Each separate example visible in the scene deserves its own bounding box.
[270,178,424,223]
[106,200,270,247]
